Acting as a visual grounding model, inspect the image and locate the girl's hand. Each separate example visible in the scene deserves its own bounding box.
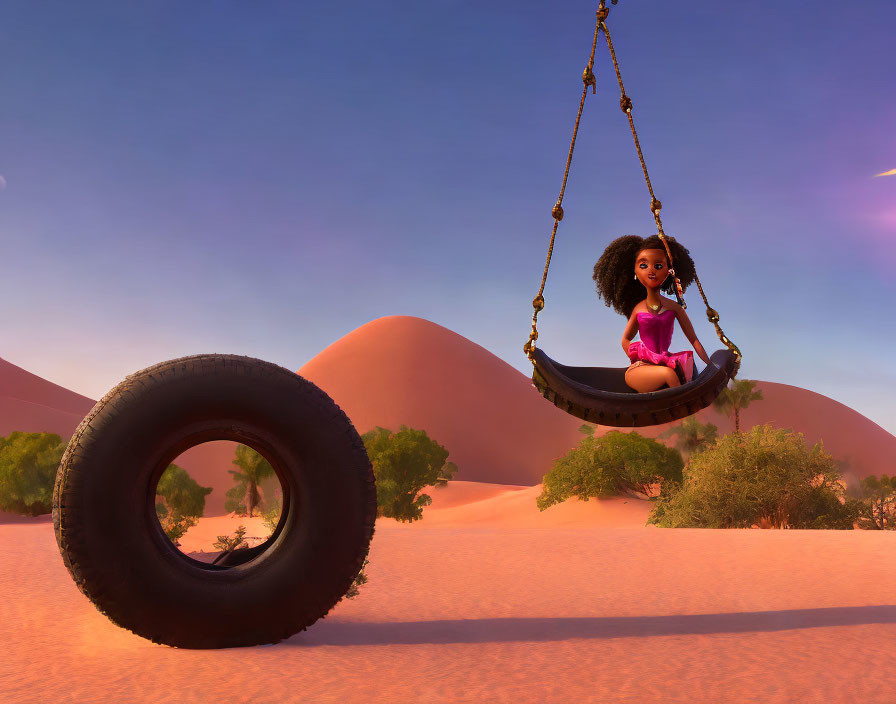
[692,338,712,366]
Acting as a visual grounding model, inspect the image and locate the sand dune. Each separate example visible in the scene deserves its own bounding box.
[0,396,85,442]
[298,316,585,485]
[422,481,654,528]
[424,480,531,510]
[3,316,894,514]
[0,357,251,515]
[0,357,94,417]
[300,316,895,485]
[737,382,894,487]
[0,357,93,438]
[0,374,256,515]
[173,482,653,544]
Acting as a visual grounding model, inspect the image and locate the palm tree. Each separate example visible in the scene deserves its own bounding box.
[712,378,764,434]
[227,444,275,518]
[659,416,718,462]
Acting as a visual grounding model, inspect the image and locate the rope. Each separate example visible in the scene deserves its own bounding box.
[524,0,741,379]
[601,19,684,306]
[691,273,743,377]
[524,7,604,360]
[601,17,741,374]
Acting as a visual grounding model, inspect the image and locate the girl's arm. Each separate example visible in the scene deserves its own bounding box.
[672,302,712,365]
[621,312,639,358]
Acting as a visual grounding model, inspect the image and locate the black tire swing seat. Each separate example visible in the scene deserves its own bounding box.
[530,347,737,427]
[522,1,742,428]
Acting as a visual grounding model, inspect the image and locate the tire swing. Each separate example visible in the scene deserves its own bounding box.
[53,355,377,649]
[522,0,742,428]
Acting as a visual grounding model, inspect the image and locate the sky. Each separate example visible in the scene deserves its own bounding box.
[1,1,894,436]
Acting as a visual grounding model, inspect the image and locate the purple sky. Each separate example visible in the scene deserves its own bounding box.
[2,1,894,436]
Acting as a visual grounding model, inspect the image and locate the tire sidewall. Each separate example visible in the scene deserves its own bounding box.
[55,355,375,647]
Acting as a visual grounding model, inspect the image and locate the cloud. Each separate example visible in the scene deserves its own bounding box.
[874,168,896,177]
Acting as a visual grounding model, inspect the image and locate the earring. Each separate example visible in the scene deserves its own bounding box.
[633,275,637,280]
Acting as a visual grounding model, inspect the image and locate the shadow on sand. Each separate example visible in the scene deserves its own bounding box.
[288,605,896,647]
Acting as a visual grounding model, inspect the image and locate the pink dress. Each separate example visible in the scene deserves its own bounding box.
[627,309,694,384]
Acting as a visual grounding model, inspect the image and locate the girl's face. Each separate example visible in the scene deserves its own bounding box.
[634,248,671,290]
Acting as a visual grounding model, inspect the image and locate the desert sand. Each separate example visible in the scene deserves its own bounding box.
[3,317,895,701]
[3,481,895,704]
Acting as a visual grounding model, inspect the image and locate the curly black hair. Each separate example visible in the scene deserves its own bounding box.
[592,234,697,317]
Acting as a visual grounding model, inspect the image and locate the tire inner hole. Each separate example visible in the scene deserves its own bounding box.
[152,440,286,567]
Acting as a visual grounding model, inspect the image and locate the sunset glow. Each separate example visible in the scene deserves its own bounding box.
[875,168,896,177]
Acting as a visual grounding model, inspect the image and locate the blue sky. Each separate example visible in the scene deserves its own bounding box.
[1,1,894,435]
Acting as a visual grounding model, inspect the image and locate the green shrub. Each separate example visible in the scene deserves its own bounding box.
[345,558,369,600]
[0,432,67,516]
[155,507,198,545]
[537,430,683,511]
[647,423,860,529]
[154,463,212,545]
[213,525,248,552]
[361,426,457,522]
[261,496,282,536]
[854,475,896,530]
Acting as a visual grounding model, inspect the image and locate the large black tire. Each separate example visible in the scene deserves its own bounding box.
[52,354,377,649]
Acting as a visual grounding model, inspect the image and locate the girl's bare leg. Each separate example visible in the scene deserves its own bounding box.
[625,363,680,392]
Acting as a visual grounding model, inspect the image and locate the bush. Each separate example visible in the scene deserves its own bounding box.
[156,463,212,517]
[0,431,67,516]
[155,463,212,545]
[537,430,683,511]
[344,558,369,600]
[261,496,282,536]
[361,426,457,522]
[155,509,198,545]
[647,423,860,529]
[213,525,248,552]
[854,475,896,530]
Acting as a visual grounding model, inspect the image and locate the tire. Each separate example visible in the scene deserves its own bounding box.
[52,354,377,649]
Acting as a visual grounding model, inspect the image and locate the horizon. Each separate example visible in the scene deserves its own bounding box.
[1,0,894,435]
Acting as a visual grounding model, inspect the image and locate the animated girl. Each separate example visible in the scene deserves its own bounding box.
[592,234,713,393]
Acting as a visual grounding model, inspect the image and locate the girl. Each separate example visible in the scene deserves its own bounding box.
[592,234,713,393]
